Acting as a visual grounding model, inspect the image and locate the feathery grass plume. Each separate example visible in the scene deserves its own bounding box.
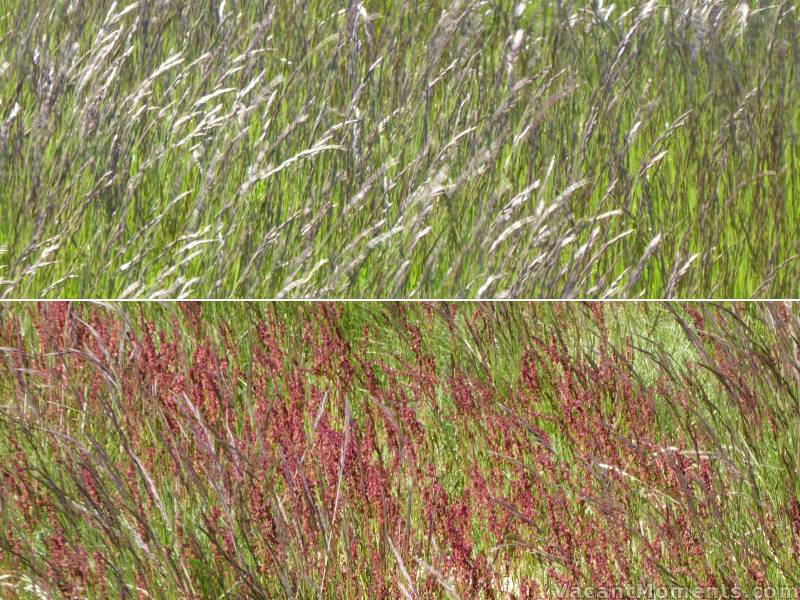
[0,0,798,297]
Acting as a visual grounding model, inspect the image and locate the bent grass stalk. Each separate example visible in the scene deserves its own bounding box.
[0,1,798,297]
[1,302,800,596]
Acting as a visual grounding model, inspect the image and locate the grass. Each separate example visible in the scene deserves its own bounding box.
[0,1,798,297]
[2,301,800,597]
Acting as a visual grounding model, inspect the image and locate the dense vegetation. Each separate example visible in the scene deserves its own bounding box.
[2,302,800,597]
[0,1,798,297]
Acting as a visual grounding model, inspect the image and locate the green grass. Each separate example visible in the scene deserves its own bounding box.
[3,302,800,597]
[0,1,798,298]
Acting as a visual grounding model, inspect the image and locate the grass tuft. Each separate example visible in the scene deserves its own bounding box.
[0,1,798,297]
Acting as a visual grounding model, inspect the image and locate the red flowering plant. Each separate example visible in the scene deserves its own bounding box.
[0,302,799,598]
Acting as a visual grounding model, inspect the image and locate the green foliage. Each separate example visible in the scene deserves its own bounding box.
[2,302,800,597]
[0,1,797,297]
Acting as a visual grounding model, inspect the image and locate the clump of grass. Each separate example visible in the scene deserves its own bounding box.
[2,301,800,597]
[0,1,798,298]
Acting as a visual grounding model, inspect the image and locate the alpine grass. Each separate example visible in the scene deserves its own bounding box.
[0,1,798,297]
[2,301,800,597]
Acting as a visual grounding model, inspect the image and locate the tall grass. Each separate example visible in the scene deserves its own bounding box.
[2,301,800,597]
[0,1,798,297]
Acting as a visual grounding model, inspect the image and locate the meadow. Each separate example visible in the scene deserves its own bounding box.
[0,1,798,298]
[2,301,800,597]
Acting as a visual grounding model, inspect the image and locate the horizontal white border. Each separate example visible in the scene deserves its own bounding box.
[0,298,796,303]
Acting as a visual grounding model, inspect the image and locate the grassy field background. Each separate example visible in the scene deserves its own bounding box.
[2,301,800,597]
[0,1,798,297]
